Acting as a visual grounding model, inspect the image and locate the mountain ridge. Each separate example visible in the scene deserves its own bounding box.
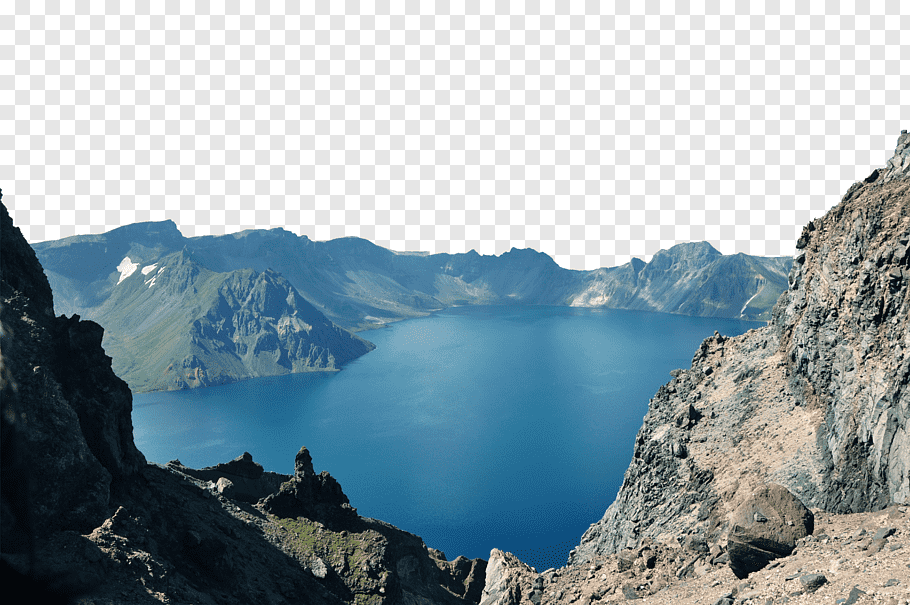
[84,246,375,392]
[33,225,789,391]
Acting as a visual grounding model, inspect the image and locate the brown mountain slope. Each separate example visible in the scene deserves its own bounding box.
[475,133,910,604]
[570,132,909,563]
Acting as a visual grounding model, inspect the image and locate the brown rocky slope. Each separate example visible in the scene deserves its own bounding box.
[478,133,910,604]
[1,192,485,605]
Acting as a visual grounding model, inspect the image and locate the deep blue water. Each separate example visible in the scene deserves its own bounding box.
[132,305,760,571]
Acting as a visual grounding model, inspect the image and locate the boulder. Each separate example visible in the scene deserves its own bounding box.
[799,573,827,592]
[479,549,537,605]
[727,484,814,579]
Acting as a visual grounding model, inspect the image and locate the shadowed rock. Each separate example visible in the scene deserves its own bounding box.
[167,451,288,503]
[727,484,814,579]
[259,447,358,526]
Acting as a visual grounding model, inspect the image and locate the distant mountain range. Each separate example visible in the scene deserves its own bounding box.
[32,222,791,391]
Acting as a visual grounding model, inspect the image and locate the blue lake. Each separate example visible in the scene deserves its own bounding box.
[132,305,760,571]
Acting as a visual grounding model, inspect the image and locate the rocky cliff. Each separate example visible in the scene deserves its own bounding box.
[1,195,146,539]
[86,246,374,392]
[463,139,910,605]
[566,132,909,563]
[1,191,485,604]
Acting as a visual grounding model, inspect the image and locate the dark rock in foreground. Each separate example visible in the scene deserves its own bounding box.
[726,484,814,578]
[1,191,485,604]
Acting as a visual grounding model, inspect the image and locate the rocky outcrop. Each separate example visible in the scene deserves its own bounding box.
[725,484,814,579]
[167,451,288,503]
[2,192,486,604]
[190,447,487,605]
[260,446,359,525]
[429,549,488,603]
[1,193,146,543]
[485,505,908,604]
[479,549,539,605]
[568,132,909,569]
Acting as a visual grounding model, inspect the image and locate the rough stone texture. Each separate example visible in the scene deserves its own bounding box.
[2,193,486,604]
[473,506,909,604]
[798,573,827,592]
[479,549,539,605]
[568,133,910,566]
[726,484,814,578]
[881,131,910,183]
[429,549,488,603]
[260,446,360,526]
[2,193,146,543]
[168,451,288,503]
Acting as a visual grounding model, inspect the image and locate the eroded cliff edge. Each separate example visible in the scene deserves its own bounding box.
[1,192,485,605]
[569,131,910,565]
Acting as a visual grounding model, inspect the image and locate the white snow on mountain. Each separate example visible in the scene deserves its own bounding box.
[117,257,139,284]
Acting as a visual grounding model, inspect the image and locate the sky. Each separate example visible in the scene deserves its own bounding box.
[1,1,908,270]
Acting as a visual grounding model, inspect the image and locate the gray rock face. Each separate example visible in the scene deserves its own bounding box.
[569,132,910,565]
[798,573,827,592]
[882,131,910,183]
[1,194,146,540]
[726,484,814,578]
[479,549,538,605]
[428,549,488,603]
[4,196,488,604]
[168,451,288,503]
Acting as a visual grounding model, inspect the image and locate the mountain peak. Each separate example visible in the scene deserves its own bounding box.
[106,219,185,246]
[664,241,722,258]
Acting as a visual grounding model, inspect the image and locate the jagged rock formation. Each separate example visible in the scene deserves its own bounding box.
[1,194,146,540]
[474,505,908,604]
[259,446,360,525]
[167,451,289,504]
[47,243,375,392]
[567,132,909,568]
[570,243,789,320]
[463,133,910,604]
[1,192,485,604]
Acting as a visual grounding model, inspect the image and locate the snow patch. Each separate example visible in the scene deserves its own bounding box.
[141,263,158,275]
[117,257,139,284]
[740,284,764,316]
[145,268,165,288]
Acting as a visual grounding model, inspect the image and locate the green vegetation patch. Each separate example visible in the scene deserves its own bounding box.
[266,514,390,601]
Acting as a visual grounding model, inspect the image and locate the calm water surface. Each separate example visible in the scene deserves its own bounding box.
[132,305,760,571]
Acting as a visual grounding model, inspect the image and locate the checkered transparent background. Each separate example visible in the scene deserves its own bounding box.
[2,1,908,270]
